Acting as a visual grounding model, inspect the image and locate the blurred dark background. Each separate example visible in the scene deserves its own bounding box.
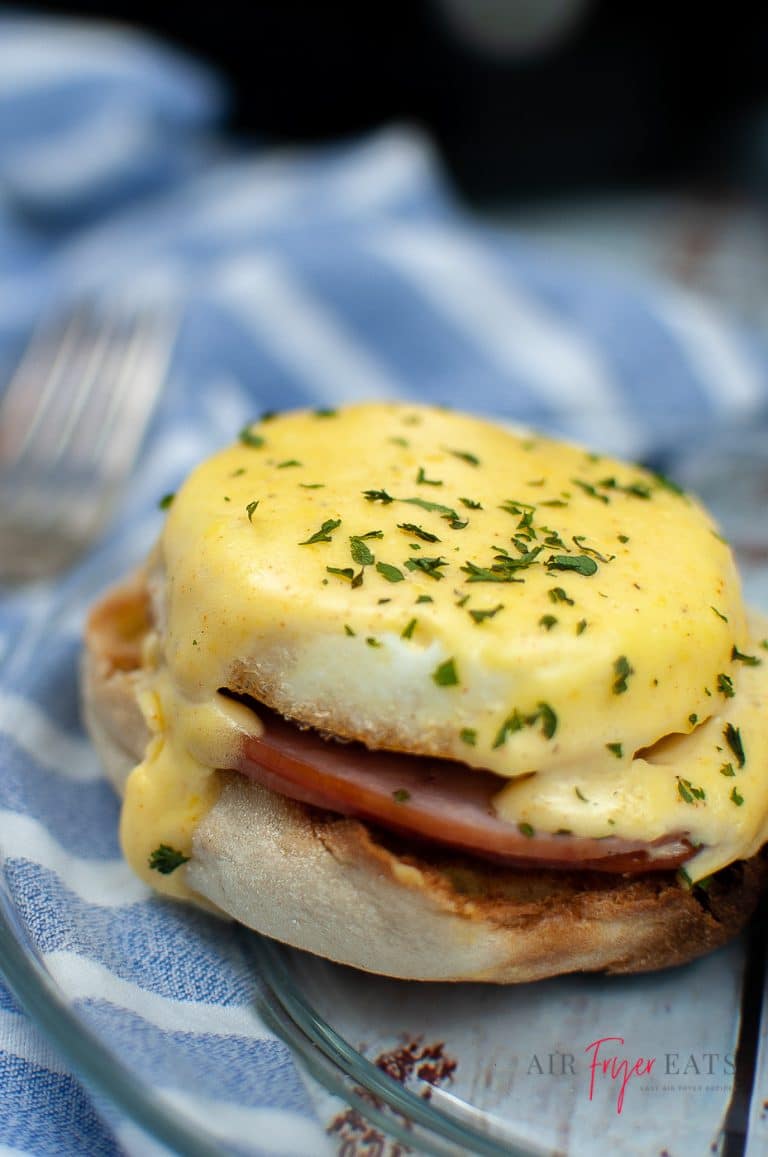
[23,0,768,206]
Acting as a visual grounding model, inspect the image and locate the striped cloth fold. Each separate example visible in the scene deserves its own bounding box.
[1,14,768,1157]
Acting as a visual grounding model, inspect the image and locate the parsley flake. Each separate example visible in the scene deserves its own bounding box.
[401,617,417,639]
[724,723,746,767]
[606,742,623,759]
[711,607,729,623]
[398,522,440,543]
[392,788,411,803]
[539,615,558,631]
[613,656,634,694]
[547,554,598,577]
[239,425,265,448]
[148,845,190,874]
[245,500,260,522]
[158,492,175,510]
[350,536,376,567]
[376,562,405,583]
[405,556,448,580]
[732,646,761,666]
[717,673,735,698]
[300,518,341,545]
[432,658,459,686]
[363,489,394,504]
[459,728,477,746]
[719,762,735,777]
[460,496,482,509]
[677,778,705,804]
[731,786,745,807]
[445,447,480,466]
[416,467,442,486]
[549,587,574,605]
[468,604,504,624]
[517,822,535,838]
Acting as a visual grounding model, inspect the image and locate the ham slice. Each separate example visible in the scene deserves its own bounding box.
[237,705,693,873]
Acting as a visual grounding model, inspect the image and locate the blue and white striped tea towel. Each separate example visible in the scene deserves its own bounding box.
[1,15,768,1157]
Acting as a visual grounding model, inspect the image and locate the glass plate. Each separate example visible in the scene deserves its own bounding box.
[0,564,760,1157]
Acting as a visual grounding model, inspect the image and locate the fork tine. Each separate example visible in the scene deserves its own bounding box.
[0,311,90,469]
[39,309,129,474]
[88,308,175,481]
[0,300,175,581]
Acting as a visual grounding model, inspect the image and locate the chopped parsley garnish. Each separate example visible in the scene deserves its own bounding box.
[299,483,325,489]
[389,436,409,447]
[617,534,630,543]
[711,606,728,623]
[460,496,482,509]
[539,615,558,631]
[536,702,558,739]
[326,566,355,582]
[468,604,504,624]
[148,845,190,874]
[344,624,355,637]
[401,617,417,639]
[400,496,459,521]
[398,522,440,543]
[459,728,477,746]
[363,488,394,504]
[653,471,684,495]
[416,594,434,604]
[461,562,524,584]
[677,778,705,804]
[517,822,535,839]
[575,786,590,802]
[732,646,761,666]
[688,714,698,726]
[239,425,265,448]
[366,637,381,648]
[350,536,376,566]
[724,723,746,767]
[546,554,598,577]
[717,673,735,698]
[432,658,459,686]
[277,459,302,468]
[719,762,735,777]
[300,517,341,545]
[404,555,448,580]
[445,447,480,466]
[572,478,610,504]
[549,587,574,605]
[613,656,634,694]
[572,536,614,563]
[576,619,588,635]
[392,788,411,803]
[230,467,247,477]
[731,787,745,807]
[416,467,442,486]
[494,702,557,745]
[606,742,623,758]
[245,500,260,522]
[314,408,337,417]
[158,492,175,510]
[376,562,405,583]
[493,709,527,748]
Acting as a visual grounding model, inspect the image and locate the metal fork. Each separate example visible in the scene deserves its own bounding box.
[0,302,175,583]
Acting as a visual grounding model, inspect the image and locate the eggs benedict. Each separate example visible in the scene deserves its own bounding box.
[82,402,768,981]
